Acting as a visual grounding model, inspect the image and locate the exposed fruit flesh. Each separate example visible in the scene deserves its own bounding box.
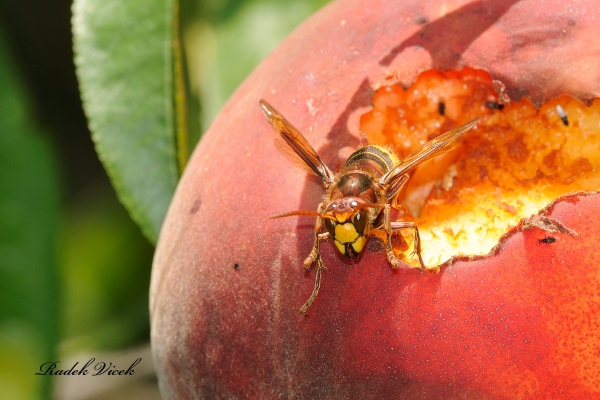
[361,68,600,267]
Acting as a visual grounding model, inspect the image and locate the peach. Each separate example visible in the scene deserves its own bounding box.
[151,0,600,398]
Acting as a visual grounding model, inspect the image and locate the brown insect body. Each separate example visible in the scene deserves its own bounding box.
[260,99,480,315]
[323,147,396,259]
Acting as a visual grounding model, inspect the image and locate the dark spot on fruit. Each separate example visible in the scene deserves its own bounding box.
[190,197,202,214]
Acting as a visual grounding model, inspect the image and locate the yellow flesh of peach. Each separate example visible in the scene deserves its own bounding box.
[361,68,600,267]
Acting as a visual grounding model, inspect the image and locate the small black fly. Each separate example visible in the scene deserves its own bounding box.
[485,101,504,111]
[538,237,556,245]
[438,102,445,116]
[556,105,569,126]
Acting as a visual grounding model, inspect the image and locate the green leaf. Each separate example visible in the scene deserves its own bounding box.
[0,30,60,400]
[73,0,178,243]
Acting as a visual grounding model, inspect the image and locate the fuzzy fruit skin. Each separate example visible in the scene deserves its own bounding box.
[150,0,600,398]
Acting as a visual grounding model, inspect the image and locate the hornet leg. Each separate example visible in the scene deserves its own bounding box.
[300,203,330,316]
[303,203,328,268]
[383,204,427,270]
[389,223,426,270]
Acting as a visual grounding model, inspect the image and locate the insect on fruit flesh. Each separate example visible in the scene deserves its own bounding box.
[260,99,480,315]
[538,236,556,245]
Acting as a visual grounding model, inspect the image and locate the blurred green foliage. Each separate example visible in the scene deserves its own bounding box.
[59,182,154,354]
[0,29,60,400]
[186,0,331,128]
